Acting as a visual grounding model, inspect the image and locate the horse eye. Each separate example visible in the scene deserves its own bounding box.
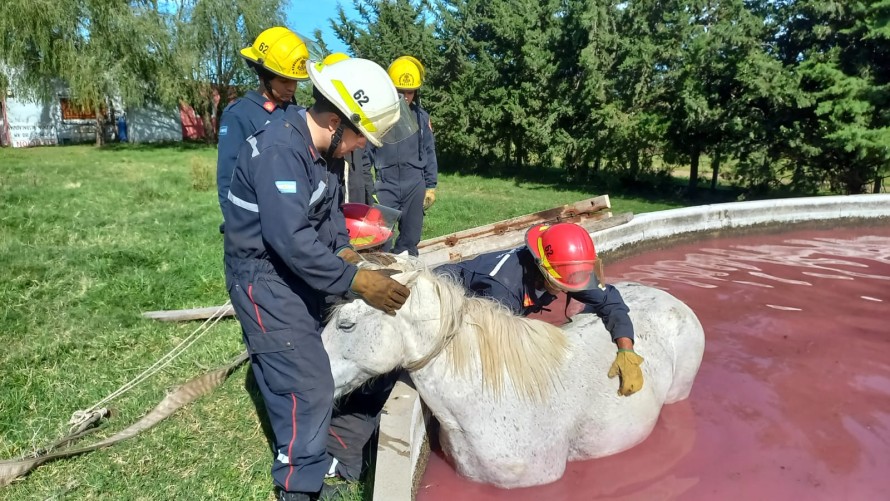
[338,320,356,332]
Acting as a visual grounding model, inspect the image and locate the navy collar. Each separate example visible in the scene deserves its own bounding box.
[283,107,322,162]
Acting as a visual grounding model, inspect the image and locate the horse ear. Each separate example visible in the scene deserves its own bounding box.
[390,269,422,286]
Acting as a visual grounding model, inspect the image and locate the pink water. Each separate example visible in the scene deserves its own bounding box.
[417,225,890,501]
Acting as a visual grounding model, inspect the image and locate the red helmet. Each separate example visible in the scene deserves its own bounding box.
[342,203,400,250]
[525,222,597,292]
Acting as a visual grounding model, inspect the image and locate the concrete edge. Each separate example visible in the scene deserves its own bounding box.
[372,193,890,500]
[371,378,432,501]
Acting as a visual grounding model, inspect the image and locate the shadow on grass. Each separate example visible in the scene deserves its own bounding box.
[441,162,748,207]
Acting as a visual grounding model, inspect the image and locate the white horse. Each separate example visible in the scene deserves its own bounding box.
[322,258,705,488]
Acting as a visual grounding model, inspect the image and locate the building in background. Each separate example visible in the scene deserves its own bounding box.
[0,86,183,147]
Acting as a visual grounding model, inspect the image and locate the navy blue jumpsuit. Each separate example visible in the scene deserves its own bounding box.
[436,247,635,342]
[217,90,287,226]
[223,106,356,495]
[371,102,437,256]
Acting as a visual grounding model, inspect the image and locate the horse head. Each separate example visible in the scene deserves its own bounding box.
[323,259,446,398]
[323,257,569,402]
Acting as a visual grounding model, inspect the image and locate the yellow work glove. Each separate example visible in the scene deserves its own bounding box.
[338,248,364,265]
[350,269,410,315]
[423,188,436,210]
[607,349,645,396]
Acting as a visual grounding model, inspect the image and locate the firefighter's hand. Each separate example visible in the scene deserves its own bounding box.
[608,349,645,396]
[339,248,364,265]
[423,189,436,210]
[350,269,410,315]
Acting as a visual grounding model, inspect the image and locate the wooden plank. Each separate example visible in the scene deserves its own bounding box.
[417,195,610,253]
[142,305,234,322]
[142,195,630,322]
[419,211,633,267]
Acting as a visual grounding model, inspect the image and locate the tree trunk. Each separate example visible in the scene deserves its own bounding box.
[593,156,601,173]
[873,174,883,193]
[202,108,215,144]
[710,148,722,190]
[629,150,640,177]
[688,146,701,196]
[578,158,589,183]
[504,138,511,173]
[94,108,104,147]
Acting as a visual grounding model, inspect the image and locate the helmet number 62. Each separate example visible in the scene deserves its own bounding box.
[353,90,370,106]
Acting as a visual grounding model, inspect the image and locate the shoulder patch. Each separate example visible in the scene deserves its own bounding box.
[219,125,228,136]
[275,180,297,194]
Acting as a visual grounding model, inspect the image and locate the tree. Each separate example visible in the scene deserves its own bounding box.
[172,0,287,143]
[0,0,179,145]
[774,0,890,194]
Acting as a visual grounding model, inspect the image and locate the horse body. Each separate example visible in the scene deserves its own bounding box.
[322,262,705,488]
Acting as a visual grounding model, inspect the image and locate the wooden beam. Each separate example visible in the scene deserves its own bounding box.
[419,211,632,267]
[142,304,234,322]
[142,195,631,322]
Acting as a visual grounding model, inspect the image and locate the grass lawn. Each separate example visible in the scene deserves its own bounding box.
[0,144,697,500]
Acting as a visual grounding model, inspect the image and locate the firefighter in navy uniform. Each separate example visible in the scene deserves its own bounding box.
[216,27,319,230]
[371,55,438,256]
[324,203,401,482]
[436,222,646,396]
[223,57,419,501]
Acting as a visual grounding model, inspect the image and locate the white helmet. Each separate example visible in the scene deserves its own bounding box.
[308,58,419,147]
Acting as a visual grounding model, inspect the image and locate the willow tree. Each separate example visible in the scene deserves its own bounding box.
[0,0,177,146]
[172,0,286,143]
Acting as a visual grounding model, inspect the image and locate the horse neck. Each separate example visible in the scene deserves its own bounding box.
[399,275,457,372]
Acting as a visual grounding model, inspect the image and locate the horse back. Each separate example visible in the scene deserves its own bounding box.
[615,282,705,403]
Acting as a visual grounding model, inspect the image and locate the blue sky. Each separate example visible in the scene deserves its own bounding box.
[285,0,354,54]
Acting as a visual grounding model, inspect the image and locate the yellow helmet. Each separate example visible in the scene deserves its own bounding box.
[387,55,425,90]
[323,52,350,65]
[240,27,321,81]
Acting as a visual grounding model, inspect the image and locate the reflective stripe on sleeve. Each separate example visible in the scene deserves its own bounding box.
[228,191,259,213]
[308,181,327,207]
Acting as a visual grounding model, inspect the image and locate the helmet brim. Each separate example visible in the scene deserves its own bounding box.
[525,223,548,261]
[240,48,260,63]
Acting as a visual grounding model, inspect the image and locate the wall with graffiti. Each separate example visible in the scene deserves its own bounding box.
[0,92,182,148]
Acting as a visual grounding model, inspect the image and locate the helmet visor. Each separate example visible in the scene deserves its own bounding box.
[367,96,420,145]
[539,259,597,292]
[293,32,325,64]
[344,203,401,250]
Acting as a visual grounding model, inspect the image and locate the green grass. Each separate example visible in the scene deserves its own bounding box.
[0,144,692,500]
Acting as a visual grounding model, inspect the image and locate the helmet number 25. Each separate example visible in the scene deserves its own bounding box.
[353,90,369,106]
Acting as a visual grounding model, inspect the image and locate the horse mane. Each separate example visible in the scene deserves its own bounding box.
[391,257,569,402]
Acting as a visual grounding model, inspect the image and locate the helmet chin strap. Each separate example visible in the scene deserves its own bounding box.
[257,67,291,110]
[325,122,345,160]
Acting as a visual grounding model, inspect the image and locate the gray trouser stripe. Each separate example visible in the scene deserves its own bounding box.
[228,191,259,212]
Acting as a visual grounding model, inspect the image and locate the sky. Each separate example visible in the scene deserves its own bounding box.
[285,0,354,54]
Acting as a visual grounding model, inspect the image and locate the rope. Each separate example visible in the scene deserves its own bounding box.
[67,300,233,433]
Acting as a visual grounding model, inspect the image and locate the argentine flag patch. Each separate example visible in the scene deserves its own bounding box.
[275,180,297,194]
[219,125,228,136]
